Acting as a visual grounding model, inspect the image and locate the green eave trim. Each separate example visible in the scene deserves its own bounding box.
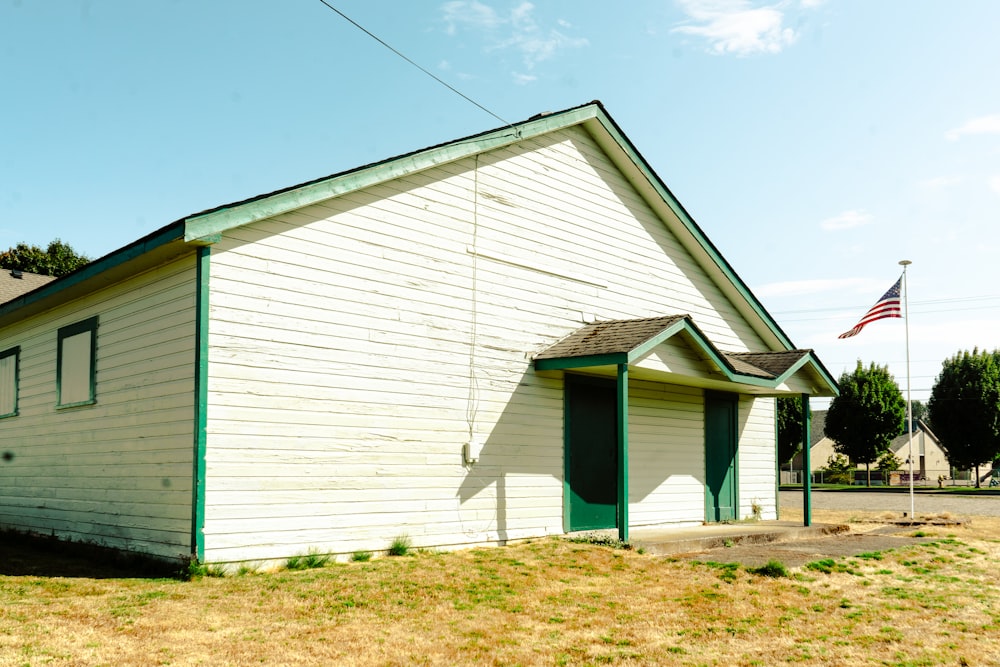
[534,352,627,371]
[533,316,836,394]
[0,222,185,320]
[184,106,603,243]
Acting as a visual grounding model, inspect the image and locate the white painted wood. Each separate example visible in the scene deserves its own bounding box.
[737,397,778,520]
[0,257,198,559]
[200,125,781,562]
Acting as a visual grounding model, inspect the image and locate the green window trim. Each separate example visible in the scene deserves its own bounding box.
[0,345,19,418]
[56,316,99,408]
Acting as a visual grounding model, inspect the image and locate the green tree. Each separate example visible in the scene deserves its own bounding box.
[876,450,902,485]
[776,396,810,466]
[825,361,906,487]
[909,399,929,425]
[928,349,1000,488]
[0,239,90,277]
[822,453,854,485]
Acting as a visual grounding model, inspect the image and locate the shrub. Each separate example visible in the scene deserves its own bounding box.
[387,535,411,557]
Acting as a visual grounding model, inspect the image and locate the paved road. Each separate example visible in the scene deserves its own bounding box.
[780,489,1000,517]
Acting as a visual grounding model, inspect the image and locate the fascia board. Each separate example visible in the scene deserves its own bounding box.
[581,113,795,352]
[184,106,602,243]
[0,222,186,322]
[534,353,627,371]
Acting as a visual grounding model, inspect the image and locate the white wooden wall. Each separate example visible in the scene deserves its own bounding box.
[0,257,198,559]
[202,126,774,561]
[737,396,778,520]
[628,381,705,526]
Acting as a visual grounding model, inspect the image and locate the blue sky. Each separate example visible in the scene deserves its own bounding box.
[3,0,999,407]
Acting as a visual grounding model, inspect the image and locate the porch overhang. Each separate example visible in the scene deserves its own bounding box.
[533,315,838,398]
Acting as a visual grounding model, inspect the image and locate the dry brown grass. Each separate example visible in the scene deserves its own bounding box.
[4,509,1000,666]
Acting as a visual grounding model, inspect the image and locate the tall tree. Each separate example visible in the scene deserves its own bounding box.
[825,361,906,486]
[776,396,810,466]
[928,349,1000,488]
[0,239,90,277]
[909,399,929,426]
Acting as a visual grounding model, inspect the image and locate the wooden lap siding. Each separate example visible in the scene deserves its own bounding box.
[201,126,771,561]
[737,396,778,520]
[628,382,705,526]
[0,257,198,559]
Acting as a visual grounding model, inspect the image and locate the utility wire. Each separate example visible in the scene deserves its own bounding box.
[315,0,516,131]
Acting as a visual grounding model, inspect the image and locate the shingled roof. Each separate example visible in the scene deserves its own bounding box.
[533,315,687,360]
[0,269,55,304]
[535,315,816,384]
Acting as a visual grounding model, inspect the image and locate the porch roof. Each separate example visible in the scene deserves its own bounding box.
[533,315,838,397]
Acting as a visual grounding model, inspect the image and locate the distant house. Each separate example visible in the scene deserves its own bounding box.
[784,411,990,485]
[0,268,55,303]
[0,102,838,565]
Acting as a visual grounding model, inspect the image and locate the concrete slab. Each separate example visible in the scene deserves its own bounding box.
[570,521,849,557]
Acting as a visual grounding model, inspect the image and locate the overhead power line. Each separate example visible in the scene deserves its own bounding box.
[315,0,515,131]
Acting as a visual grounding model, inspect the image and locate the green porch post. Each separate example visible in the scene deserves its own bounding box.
[801,393,811,527]
[617,363,629,542]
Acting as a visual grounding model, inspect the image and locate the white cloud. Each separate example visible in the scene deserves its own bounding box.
[511,71,537,85]
[440,1,588,74]
[945,114,1000,141]
[820,209,873,231]
[990,174,1000,194]
[441,1,502,35]
[671,0,798,56]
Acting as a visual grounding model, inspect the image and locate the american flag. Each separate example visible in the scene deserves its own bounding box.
[838,277,903,339]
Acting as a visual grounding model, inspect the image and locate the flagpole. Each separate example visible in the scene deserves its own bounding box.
[899,259,914,520]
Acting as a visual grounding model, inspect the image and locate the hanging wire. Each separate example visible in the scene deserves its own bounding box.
[315,0,516,131]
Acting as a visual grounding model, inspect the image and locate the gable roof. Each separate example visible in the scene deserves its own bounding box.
[180,101,798,352]
[0,101,826,373]
[810,410,829,447]
[889,419,942,454]
[535,315,837,396]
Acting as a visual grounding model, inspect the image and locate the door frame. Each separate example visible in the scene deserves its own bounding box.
[704,391,739,523]
[563,373,619,533]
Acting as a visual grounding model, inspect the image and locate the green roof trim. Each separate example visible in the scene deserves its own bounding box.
[0,222,184,320]
[183,106,602,243]
[182,101,795,350]
[534,352,627,371]
[534,315,838,396]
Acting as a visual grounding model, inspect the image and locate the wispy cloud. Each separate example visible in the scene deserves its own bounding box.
[820,209,873,232]
[990,174,1000,194]
[945,114,1000,141]
[440,1,588,79]
[671,0,800,56]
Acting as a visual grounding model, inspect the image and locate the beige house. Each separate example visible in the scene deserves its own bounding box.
[784,411,990,485]
[0,102,837,565]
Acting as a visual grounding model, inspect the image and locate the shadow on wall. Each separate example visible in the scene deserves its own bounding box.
[456,369,690,542]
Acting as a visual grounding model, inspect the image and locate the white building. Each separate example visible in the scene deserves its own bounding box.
[0,102,837,565]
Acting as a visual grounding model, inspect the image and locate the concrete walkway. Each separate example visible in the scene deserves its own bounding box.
[573,521,849,557]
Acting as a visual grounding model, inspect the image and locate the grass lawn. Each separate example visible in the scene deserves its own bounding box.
[3,510,1000,666]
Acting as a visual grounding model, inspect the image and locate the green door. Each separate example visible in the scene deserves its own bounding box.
[566,376,618,531]
[705,394,738,522]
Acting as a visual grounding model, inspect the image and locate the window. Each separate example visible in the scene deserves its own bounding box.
[57,316,98,407]
[0,346,18,417]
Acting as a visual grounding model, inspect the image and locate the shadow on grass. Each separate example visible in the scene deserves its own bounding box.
[0,530,184,579]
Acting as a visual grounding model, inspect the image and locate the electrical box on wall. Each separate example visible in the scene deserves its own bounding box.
[464,435,484,464]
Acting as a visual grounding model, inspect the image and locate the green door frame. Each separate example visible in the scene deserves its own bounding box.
[704,392,739,522]
[562,368,630,542]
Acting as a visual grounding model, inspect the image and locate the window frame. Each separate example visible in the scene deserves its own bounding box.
[56,316,99,408]
[0,345,19,418]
